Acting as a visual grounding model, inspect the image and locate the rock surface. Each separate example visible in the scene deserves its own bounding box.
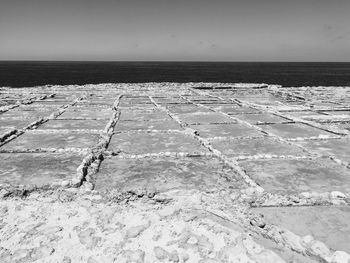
[1,83,350,262]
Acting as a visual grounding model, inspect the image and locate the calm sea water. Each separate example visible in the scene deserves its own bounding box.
[0,61,349,88]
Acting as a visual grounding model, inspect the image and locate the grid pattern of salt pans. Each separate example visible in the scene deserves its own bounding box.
[1,83,350,262]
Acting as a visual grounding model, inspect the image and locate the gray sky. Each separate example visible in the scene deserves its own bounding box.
[0,0,349,61]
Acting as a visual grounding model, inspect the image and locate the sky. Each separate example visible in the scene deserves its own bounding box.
[0,0,349,61]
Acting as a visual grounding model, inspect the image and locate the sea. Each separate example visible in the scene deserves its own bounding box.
[0,61,349,88]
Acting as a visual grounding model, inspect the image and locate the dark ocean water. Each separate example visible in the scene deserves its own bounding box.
[0,61,350,88]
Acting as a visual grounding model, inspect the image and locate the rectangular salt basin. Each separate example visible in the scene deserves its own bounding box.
[239,157,350,194]
[260,123,334,138]
[119,98,152,104]
[296,139,350,162]
[253,206,350,253]
[39,119,107,130]
[167,105,211,114]
[58,108,113,119]
[119,110,171,121]
[0,118,37,129]
[0,109,55,119]
[226,106,260,114]
[235,113,290,124]
[321,110,350,116]
[190,123,263,138]
[211,137,307,157]
[283,111,325,117]
[115,120,182,131]
[78,99,116,106]
[2,131,99,150]
[109,132,207,154]
[33,101,69,106]
[0,153,82,186]
[118,103,156,110]
[152,97,187,104]
[94,156,246,193]
[207,104,241,112]
[177,112,235,124]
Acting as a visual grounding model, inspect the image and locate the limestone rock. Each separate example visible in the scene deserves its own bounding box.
[120,249,145,263]
[124,222,150,239]
[154,246,168,260]
[78,228,101,249]
[330,251,350,263]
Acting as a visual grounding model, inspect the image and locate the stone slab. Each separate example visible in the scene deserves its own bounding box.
[240,157,350,194]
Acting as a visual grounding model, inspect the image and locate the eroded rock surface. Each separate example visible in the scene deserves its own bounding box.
[1,83,350,262]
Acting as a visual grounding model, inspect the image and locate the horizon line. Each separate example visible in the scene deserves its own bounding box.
[1,60,350,63]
